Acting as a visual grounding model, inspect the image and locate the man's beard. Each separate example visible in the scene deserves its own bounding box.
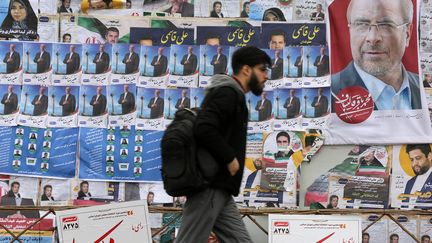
[413,164,430,176]
[248,72,263,96]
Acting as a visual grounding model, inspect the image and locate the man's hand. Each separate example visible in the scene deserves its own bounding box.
[227,158,239,176]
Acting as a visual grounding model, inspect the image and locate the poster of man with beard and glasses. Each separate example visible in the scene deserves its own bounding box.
[326,0,432,145]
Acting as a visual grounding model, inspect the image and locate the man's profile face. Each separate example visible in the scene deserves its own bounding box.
[247,64,269,96]
[348,0,412,78]
[362,234,370,243]
[408,148,432,175]
[206,38,220,46]
[12,184,19,193]
[105,31,119,44]
[269,35,285,50]
[276,135,289,149]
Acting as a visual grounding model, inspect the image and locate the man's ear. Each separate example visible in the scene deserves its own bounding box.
[405,23,413,47]
[241,65,251,77]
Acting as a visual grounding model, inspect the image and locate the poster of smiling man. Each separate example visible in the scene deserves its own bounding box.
[136,88,165,131]
[51,43,82,82]
[326,0,432,144]
[111,43,140,84]
[169,45,199,88]
[199,45,229,87]
[139,45,170,88]
[22,42,52,86]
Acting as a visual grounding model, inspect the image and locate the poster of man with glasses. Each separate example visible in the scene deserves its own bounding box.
[327,0,432,144]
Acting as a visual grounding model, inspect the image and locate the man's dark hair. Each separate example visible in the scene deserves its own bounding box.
[304,135,316,147]
[231,46,271,74]
[406,144,431,157]
[213,1,222,8]
[62,33,71,40]
[243,1,250,9]
[270,31,286,42]
[11,181,20,187]
[106,27,119,35]
[362,232,370,238]
[276,131,290,143]
[390,234,399,240]
[422,235,431,240]
[148,191,154,196]
[44,185,52,191]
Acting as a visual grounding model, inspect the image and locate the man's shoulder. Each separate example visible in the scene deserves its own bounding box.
[331,62,364,92]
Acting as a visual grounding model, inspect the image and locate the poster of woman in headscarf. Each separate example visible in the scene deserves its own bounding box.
[0,0,38,40]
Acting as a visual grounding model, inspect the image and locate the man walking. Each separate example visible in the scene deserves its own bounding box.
[175,46,270,242]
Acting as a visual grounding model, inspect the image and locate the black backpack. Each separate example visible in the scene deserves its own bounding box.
[161,85,242,197]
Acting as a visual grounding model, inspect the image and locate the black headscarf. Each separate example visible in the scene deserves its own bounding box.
[1,0,37,31]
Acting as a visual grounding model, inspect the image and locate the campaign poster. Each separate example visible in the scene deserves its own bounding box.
[59,14,75,43]
[420,7,432,53]
[82,43,112,83]
[196,26,261,47]
[0,126,77,178]
[56,200,152,243]
[301,87,330,129]
[130,27,194,46]
[46,84,79,127]
[194,0,241,18]
[261,23,327,48]
[79,127,162,182]
[22,42,52,86]
[247,90,274,133]
[387,215,417,243]
[78,82,108,128]
[293,0,325,22]
[327,0,432,144]
[391,144,432,209]
[0,0,38,41]
[136,88,165,131]
[37,14,59,42]
[142,0,196,17]
[240,132,303,208]
[0,217,54,242]
[301,45,330,86]
[361,214,389,243]
[284,46,303,88]
[51,43,82,82]
[0,177,40,219]
[199,45,229,87]
[56,0,80,13]
[419,216,432,243]
[164,88,189,126]
[70,179,121,205]
[108,82,137,127]
[138,45,170,88]
[18,84,49,128]
[168,45,199,88]
[39,178,71,206]
[268,214,362,243]
[74,15,150,44]
[273,88,303,131]
[249,0,293,22]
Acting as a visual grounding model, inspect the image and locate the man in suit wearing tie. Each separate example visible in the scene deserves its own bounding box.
[175,89,190,110]
[284,89,300,119]
[59,86,76,116]
[58,0,73,13]
[151,47,168,77]
[1,85,18,115]
[63,45,80,74]
[122,44,139,74]
[118,84,135,115]
[311,87,328,117]
[180,46,197,75]
[271,50,283,80]
[210,46,227,75]
[255,91,272,121]
[310,4,324,21]
[33,44,51,73]
[0,181,40,218]
[210,1,224,18]
[313,46,329,76]
[3,44,20,74]
[294,48,303,77]
[93,44,110,74]
[90,86,107,116]
[31,86,48,116]
[148,89,164,119]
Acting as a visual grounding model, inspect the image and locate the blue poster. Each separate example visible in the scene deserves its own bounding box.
[0,126,77,178]
[130,28,194,46]
[196,26,261,47]
[79,126,162,182]
[261,23,326,47]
